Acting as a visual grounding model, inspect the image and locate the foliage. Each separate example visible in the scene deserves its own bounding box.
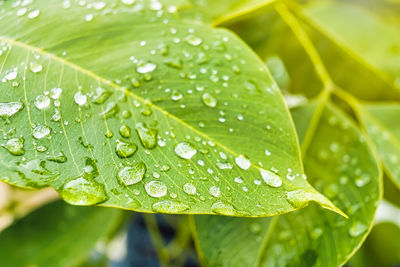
[0,0,399,266]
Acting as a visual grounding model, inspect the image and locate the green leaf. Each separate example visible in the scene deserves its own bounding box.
[0,0,338,216]
[193,101,381,266]
[0,200,123,267]
[182,0,277,25]
[358,103,400,189]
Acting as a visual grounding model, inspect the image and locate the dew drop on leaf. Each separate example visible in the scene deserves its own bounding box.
[46,151,67,163]
[115,139,137,158]
[74,92,87,106]
[1,137,25,156]
[136,62,157,74]
[152,200,189,212]
[260,169,282,187]
[201,92,217,108]
[34,95,50,110]
[119,124,131,138]
[348,222,368,237]
[32,125,51,139]
[117,162,146,186]
[184,35,202,46]
[209,186,221,197]
[136,122,157,149]
[183,182,196,195]
[61,176,108,205]
[235,155,251,170]
[175,142,197,159]
[29,62,43,73]
[144,180,167,198]
[0,101,23,120]
[91,87,111,104]
[211,201,236,215]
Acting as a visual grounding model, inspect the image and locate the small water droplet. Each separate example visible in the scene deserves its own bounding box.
[115,139,137,158]
[117,162,146,186]
[183,183,196,195]
[175,142,197,159]
[50,87,62,99]
[100,102,119,118]
[33,125,51,139]
[209,186,221,197]
[29,62,43,73]
[211,201,236,215]
[185,35,202,46]
[92,87,111,104]
[135,122,157,149]
[216,162,233,170]
[145,180,167,198]
[119,124,131,138]
[46,151,67,163]
[201,92,217,108]
[0,101,23,120]
[105,130,114,138]
[74,92,87,106]
[152,200,189,213]
[171,90,183,101]
[137,62,157,74]
[235,155,251,170]
[34,95,50,110]
[348,222,368,237]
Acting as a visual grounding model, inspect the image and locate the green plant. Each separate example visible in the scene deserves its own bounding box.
[0,0,399,266]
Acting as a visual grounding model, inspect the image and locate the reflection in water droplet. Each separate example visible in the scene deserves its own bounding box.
[183,183,196,195]
[260,169,282,187]
[1,137,25,155]
[0,101,23,120]
[61,176,108,205]
[33,125,51,139]
[211,201,236,215]
[235,155,251,170]
[115,139,137,158]
[152,200,189,213]
[34,95,50,110]
[145,180,167,198]
[201,92,217,108]
[348,222,368,237]
[175,142,197,159]
[117,162,146,186]
[136,122,157,149]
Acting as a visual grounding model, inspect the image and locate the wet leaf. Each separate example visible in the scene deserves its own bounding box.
[0,0,338,216]
[358,103,400,189]
[193,102,381,266]
[0,200,123,267]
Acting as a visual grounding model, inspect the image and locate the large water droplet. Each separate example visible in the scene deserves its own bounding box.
[145,180,167,198]
[46,151,67,163]
[117,162,146,186]
[201,92,217,108]
[33,125,51,139]
[152,200,189,213]
[1,137,25,156]
[183,182,196,195]
[136,122,157,149]
[209,186,221,197]
[235,155,251,170]
[211,201,236,215]
[92,87,111,104]
[260,169,282,187]
[115,139,137,158]
[100,102,119,118]
[0,101,23,120]
[175,142,197,159]
[119,124,131,138]
[61,176,108,205]
[74,92,87,106]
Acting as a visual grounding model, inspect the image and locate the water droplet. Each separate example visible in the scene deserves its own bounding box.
[33,125,51,139]
[137,62,157,74]
[119,124,131,138]
[259,169,282,187]
[201,92,217,108]
[235,155,251,170]
[34,95,50,110]
[355,175,370,187]
[117,162,146,186]
[1,137,25,155]
[0,101,23,120]
[74,92,87,106]
[152,200,189,213]
[145,180,167,198]
[185,35,202,46]
[46,151,67,163]
[29,62,43,73]
[211,201,236,215]
[216,162,233,170]
[209,186,221,197]
[171,90,183,101]
[348,222,368,237]
[100,102,119,118]
[115,139,137,158]
[5,70,17,81]
[92,87,111,104]
[105,130,113,138]
[136,122,157,149]
[164,57,182,69]
[50,87,62,99]
[121,0,135,5]
[175,142,197,159]
[27,9,40,19]
[61,176,108,205]
[183,183,196,195]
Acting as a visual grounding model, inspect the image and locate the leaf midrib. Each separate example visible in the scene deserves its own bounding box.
[0,36,300,189]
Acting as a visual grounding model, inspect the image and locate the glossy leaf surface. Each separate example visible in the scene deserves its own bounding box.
[193,102,381,266]
[0,0,338,216]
